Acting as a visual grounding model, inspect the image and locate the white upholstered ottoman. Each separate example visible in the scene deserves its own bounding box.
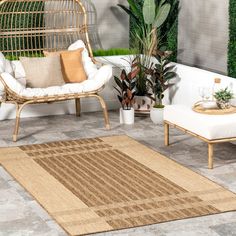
[164,105,236,169]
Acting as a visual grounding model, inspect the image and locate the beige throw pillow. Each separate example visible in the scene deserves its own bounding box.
[44,49,87,83]
[20,56,65,88]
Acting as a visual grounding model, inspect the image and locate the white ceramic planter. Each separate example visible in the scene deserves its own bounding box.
[120,108,134,125]
[150,107,164,125]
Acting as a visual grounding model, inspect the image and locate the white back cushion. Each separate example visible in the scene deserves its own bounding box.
[1,72,25,95]
[170,64,236,106]
[11,60,26,79]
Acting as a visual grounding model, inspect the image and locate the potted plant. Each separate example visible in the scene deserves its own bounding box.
[214,88,234,109]
[131,54,154,114]
[118,0,174,116]
[114,59,139,124]
[146,52,177,124]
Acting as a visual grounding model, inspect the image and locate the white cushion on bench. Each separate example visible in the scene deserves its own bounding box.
[164,105,236,140]
[1,64,112,98]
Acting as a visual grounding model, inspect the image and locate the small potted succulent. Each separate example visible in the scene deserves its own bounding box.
[114,60,139,124]
[214,87,234,109]
[146,52,177,124]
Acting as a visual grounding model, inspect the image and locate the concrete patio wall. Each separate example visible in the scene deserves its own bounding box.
[90,0,129,49]
[178,0,229,75]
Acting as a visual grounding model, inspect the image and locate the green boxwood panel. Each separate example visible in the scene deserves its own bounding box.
[228,0,236,78]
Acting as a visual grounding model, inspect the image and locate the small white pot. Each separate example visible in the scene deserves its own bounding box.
[120,108,134,125]
[150,107,164,124]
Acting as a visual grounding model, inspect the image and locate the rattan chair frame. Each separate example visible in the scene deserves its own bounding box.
[0,0,110,142]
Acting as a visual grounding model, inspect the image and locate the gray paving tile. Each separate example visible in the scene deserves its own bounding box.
[211,222,236,236]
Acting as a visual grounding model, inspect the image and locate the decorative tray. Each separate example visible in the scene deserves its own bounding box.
[193,103,236,115]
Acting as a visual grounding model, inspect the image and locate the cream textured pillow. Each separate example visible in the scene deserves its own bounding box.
[20,56,65,88]
[44,49,87,83]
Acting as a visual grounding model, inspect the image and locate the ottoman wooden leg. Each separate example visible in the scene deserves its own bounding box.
[208,143,214,169]
[164,122,169,146]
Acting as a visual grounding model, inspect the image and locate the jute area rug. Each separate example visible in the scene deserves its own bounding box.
[0,135,236,236]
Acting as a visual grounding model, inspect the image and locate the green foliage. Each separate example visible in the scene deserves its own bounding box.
[113,58,139,110]
[0,1,44,56]
[146,52,177,106]
[93,48,137,57]
[143,0,156,24]
[228,0,236,78]
[214,87,234,102]
[128,0,179,62]
[119,0,171,56]
[134,54,152,96]
[152,2,171,28]
[5,48,136,60]
[161,0,179,62]
[153,104,165,108]
[5,52,44,61]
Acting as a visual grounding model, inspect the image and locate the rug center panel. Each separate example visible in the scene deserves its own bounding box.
[20,138,220,229]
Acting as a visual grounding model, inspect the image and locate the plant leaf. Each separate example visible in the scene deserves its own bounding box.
[143,0,156,24]
[114,76,123,89]
[121,69,127,80]
[153,3,171,28]
[164,71,177,80]
[127,0,144,20]
[113,86,121,95]
[117,4,139,21]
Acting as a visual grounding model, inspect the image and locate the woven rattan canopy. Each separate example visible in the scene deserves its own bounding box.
[0,0,99,59]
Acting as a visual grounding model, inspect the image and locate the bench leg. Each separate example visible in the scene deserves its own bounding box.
[164,122,169,146]
[208,143,214,169]
[13,103,24,142]
[96,95,110,129]
[13,114,20,142]
[75,98,81,117]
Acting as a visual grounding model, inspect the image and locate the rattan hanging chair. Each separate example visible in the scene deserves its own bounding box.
[0,0,110,142]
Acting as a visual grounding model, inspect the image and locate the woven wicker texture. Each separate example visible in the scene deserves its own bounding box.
[1,135,236,235]
[0,0,94,58]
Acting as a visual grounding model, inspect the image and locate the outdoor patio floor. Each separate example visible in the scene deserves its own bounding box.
[0,110,236,236]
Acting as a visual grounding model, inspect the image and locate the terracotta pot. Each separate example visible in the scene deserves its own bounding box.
[150,107,164,124]
[133,96,154,115]
[120,108,134,125]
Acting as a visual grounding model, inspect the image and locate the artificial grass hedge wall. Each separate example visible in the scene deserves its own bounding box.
[0,1,44,56]
[228,0,236,78]
[129,0,179,62]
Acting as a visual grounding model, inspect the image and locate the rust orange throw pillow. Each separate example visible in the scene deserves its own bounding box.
[44,49,87,83]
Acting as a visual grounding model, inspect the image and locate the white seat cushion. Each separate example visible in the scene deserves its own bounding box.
[1,64,112,98]
[164,105,236,140]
